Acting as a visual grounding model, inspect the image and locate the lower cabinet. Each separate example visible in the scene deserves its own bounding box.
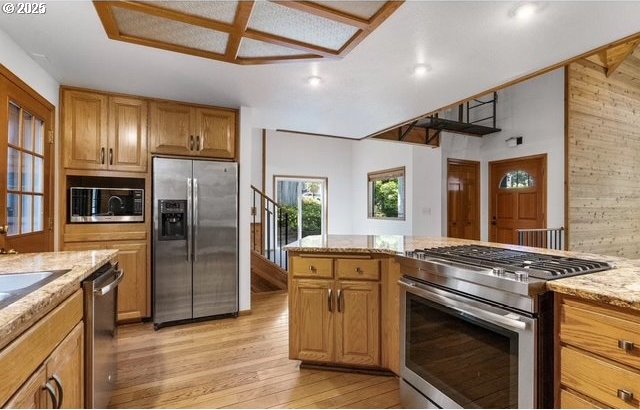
[5,367,47,408]
[64,240,149,321]
[290,276,381,367]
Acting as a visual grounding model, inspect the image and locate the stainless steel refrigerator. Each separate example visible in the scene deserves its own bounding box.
[152,157,238,328]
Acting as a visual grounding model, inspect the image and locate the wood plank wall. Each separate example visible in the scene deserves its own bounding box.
[567,49,640,257]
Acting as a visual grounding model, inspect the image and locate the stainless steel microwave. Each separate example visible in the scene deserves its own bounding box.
[70,187,144,223]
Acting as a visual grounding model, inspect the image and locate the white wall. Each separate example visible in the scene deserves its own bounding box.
[265,130,354,234]
[440,68,565,240]
[0,28,61,248]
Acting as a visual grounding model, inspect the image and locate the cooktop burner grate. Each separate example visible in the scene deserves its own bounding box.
[412,245,611,280]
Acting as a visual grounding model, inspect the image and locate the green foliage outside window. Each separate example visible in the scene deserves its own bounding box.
[372,179,400,218]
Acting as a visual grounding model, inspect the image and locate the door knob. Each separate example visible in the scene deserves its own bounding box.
[0,225,8,235]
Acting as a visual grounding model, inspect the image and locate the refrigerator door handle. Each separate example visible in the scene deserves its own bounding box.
[193,178,198,262]
[187,178,192,262]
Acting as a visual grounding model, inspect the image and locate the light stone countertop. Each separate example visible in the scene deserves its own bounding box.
[0,250,118,349]
[285,235,640,311]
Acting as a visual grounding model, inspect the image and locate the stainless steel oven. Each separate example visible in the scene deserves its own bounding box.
[70,187,144,223]
[400,277,536,409]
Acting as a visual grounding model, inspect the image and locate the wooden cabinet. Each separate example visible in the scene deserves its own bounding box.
[335,280,380,366]
[45,323,84,409]
[62,90,108,170]
[557,295,640,409]
[108,96,148,172]
[4,367,47,408]
[150,102,236,159]
[63,240,149,321]
[62,89,147,172]
[289,255,382,369]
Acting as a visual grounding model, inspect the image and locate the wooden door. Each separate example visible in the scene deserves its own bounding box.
[489,155,546,244]
[45,322,84,409]
[290,279,334,363]
[4,366,46,408]
[447,159,480,240]
[0,71,54,252]
[62,90,108,170]
[113,241,148,321]
[193,108,235,159]
[335,280,380,366]
[107,96,147,172]
[149,102,192,156]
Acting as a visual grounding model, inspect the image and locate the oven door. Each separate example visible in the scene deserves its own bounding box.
[399,277,537,409]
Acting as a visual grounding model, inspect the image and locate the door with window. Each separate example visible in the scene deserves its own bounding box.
[0,70,54,252]
[489,155,546,245]
[274,176,327,246]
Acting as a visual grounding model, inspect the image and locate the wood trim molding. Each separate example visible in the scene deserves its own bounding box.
[93,1,403,65]
[0,65,55,110]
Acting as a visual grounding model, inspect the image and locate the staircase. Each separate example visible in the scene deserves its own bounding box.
[250,186,293,293]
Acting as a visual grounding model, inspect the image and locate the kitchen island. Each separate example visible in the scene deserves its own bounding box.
[285,235,640,408]
[0,250,117,407]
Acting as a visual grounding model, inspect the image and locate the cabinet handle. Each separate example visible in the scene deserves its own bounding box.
[355,267,363,274]
[337,289,344,312]
[196,135,201,151]
[189,135,194,151]
[618,340,635,353]
[308,265,315,272]
[51,374,63,408]
[100,147,105,164]
[109,148,113,165]
[43,381,59,409]
[328,288,332,312]
[618,389,634,403]
[199,135,203,151]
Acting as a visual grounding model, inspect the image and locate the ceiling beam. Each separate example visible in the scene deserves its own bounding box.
[271,1,370,29]
[338,1,405,56]
[93,2,120,39]
[243,29,340,58]
[399,120,418,141]
[226,1,255,60]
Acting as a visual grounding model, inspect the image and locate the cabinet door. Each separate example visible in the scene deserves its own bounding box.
[46,322,84,409]
[336,281,380,366]
[290,279,334,363]
[62,90,108,170]
[193,108,236,159]
[108,96,147,172]
[149,102,192,156]
[111,241,148,321]
[4,366,46,409]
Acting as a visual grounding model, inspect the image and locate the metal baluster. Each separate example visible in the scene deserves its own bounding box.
[285,212,289,271]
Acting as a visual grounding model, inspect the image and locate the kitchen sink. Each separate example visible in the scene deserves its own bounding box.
[0,270,70,309]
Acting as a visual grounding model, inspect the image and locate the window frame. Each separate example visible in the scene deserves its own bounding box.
[367,166,406,221]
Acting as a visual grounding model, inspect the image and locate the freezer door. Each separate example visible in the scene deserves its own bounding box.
[192,160,238,317]
[153,157,193,324]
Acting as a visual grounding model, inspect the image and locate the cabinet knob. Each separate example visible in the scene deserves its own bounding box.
[308,265,316,272]
[618,340,635,353]
[355,267,363,274]
[617,389,634,403]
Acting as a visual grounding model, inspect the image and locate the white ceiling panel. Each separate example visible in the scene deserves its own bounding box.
[143,1,239,24]
[238,38,306,57]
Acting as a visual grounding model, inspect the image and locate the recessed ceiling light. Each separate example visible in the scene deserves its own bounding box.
[413,64,431,76]
[510,2,538,20]
[307,76,322,87]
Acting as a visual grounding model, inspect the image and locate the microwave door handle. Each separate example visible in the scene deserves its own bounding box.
[193,178,198,262]
[187,178,192,263]
[399,279,527,331]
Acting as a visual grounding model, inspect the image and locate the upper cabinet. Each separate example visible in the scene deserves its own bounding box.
[62,89,148,172]
[150,102,236,159]
[62,90,108,170]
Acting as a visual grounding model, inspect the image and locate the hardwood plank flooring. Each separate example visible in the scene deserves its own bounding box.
[110,292,400,408]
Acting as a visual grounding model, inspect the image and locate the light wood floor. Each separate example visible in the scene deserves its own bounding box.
[109,292,400,409]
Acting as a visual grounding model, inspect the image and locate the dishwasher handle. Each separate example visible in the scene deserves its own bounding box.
[94,269,124,296]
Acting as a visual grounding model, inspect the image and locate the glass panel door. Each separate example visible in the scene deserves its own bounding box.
[405,292,519,408]
[275,176,327,244]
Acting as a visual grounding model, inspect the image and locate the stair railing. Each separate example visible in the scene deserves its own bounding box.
[517,227,564,250]
[251,185,292,271]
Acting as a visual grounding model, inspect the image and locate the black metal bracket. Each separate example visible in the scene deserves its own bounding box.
[399,120,419,141]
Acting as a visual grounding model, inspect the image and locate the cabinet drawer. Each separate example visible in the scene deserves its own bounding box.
[336,259,380,280]
[560,300,640,370]
[561,346,640,409]
[290,257,333,278]
[560,389,607,409]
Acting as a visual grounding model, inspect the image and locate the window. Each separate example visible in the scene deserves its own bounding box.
[7,101,45,236]
[499,170,535,189]
[368,167,405,219]
[274,176,327,243]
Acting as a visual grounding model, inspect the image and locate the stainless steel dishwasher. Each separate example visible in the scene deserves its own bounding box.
[83,262,123,409]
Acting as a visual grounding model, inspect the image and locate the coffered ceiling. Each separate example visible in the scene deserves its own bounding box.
[94,1,403,64]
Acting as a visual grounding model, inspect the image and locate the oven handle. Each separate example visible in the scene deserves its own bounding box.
[399,278,527,331]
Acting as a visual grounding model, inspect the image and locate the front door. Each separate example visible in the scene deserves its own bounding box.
[0,69,54,252]
[489,155,546,245]
[447,159,480,240]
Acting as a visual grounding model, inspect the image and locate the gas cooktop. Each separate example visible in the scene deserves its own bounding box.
[405,245,612,280]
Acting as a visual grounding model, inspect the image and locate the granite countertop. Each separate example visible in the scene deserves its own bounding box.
[0,250,118,349]
[285,235,640,312]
